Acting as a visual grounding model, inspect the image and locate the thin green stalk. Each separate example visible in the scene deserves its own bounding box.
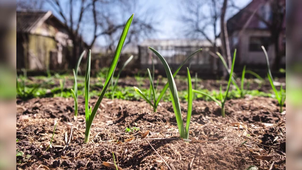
[147,68,156,111]
[261,46,285,113]
[46,120,58,151]
[193,50,237,117]
[245,70,264,88]
[111,55,133,99]
[134,87,154,107]
[221,49,237,117]
[73,51,86,116]
[217,52,240,92]
[240,66,246,97]
[194,73,198,90]
[84,14,133,143]
[112,152,118,170]
[185,68,193,139]
[154,49,202,107]
[192,90,222,106]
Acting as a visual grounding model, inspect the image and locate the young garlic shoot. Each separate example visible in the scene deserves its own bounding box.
[149,47,193,139]
[193,50,237,117]
[111,55,133,99]
[134,49,202,112]
[83,14,133,143]
[71,51,86,117]
[261,46,285,113]
[216,52,263,98]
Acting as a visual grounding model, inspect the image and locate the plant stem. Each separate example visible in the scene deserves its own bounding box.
[84,123,91,143]
[221,104,225,117]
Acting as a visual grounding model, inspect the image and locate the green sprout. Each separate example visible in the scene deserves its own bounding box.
[125,127,140,133]
[112,152,118,170]
[83,14,133,143]
[261,46,285,112]
[148,47,193,139]
[111,55,133,99]
[216,52,263,98]
[71,51,85,116]
[193,50,237,117]
[134,49,201,112]
[46,120,58,151]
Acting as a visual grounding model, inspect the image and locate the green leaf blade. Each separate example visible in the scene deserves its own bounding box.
[112,55,134,98]
[193,90,222,107]
[185,68,193,139]
[224,49,237,103]
[241,66,246,97]
[134,87,154,107]
[155,48,202,107]
[147,68,156,105]
[84,14,133,143]
[84,50,92,121]
[149,47,185,138]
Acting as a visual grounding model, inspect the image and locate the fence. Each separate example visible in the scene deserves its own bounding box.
[138,44,219,76]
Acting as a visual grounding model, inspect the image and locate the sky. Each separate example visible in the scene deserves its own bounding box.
[46,0,252,46]
[149,0,251,39]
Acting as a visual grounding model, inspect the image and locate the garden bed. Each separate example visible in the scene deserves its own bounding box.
[16,96,285,169]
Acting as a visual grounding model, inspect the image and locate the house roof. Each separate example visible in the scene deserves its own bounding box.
[17,11,53,33]
[227,0,286,33]
[227,0,265,33]
[17,10,89,47]
[139,39,221,47]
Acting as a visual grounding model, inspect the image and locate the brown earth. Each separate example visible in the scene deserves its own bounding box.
[16,96,285,170]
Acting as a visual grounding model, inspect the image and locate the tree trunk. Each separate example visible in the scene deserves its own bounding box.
[220,0,231,77]
[272,33,282,70]
[70,38,79,69]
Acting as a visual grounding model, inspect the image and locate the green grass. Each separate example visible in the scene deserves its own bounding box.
[17,69,41,100]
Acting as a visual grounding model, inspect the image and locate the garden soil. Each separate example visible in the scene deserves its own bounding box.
[17,96,285,169]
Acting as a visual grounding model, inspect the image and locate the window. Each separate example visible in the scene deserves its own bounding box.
[249,36,270,52]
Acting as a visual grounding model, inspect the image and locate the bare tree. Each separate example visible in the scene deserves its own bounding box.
[95,1,157,51]
[17,0,44,10]
[178,0,235,75]
[17,0,157,68]
[179,0,222,53]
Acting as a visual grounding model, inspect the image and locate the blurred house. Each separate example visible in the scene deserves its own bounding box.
[227,0,285,67]
[138,39,221,75]
[91,43,139,74]
[17,11,79,70]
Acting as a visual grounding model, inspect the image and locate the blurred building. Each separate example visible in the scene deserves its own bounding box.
[17,11,74,70]
[138,39,221,75]
[227,0,286,68]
